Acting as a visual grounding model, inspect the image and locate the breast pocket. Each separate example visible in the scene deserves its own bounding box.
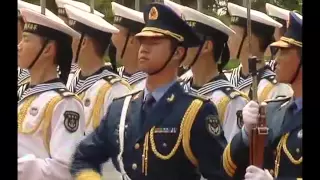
[150,127,181,159]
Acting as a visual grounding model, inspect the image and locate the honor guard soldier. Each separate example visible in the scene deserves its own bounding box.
[164,0,249,142]
[111,2,147,91]
[265,3,290,72]
[221,11,302,180]
[70,3,227,180]
[55,0,106,88]
[17,0,65,100]
[227,3,293,102]
[64,3,131,135]
[18,7,85,179]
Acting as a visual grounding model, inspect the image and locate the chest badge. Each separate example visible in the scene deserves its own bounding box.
[205,115,221,136]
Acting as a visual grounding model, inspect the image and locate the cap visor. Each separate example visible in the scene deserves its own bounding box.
[135,31,165,38]
[270,40,290,48]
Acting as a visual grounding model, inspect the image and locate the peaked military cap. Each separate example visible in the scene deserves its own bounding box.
[111,2,145,33]
[228,3,282,36]
[270,11,302,48]
[266,3,290,26]
[135,3,200,47]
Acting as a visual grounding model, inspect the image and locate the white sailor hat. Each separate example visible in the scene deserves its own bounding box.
[18,0,64,24]
[163,0,185,19]
[65,4,119,37]
[228,3,282,36]
[20,8,80,39]
[63,0,105,18]
[183,6,235,37]
[55,0,71,17]
[111,2,145,33]
[266,3,290,26]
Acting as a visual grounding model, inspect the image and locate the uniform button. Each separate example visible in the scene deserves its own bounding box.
[116,140,119,144]
[162,143,167,147]
[132,163,137,170]
[273,150,276,155]
[134,143,140,149]
[269,169,274,176]
[296,148,300,153]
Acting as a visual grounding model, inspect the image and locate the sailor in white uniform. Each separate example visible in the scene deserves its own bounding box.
[227,3,293,102]
[265,3,291,71]
[64,3,131,135]
[111,2,147,91]
[17,7,85,180]
[164,0,249,142]
[17,0,65,100]
[55,0,106,89]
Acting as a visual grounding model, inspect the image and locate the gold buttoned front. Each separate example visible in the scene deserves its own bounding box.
[132,163,137,170]
[135,143,140,149]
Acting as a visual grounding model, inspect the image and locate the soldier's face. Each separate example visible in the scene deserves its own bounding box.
[18,21,23,44]
[138,36,174,73]
[275,47,301,83]
[111,25,130,63]
[71,37,81,63]
[183,46,201,68]
[18,32,43,69]
[228,25,244,60]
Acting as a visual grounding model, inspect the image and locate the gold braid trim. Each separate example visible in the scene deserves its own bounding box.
[222,143,236,177]
[75,169,101,180]
[18,96,38,132]
[216,96,231,125]
[143,99,203,175]
[296,178,302,180]
[181,99,203,167]
[274,133,303,177]
[89,83,111,129]
[258,81,274,103]
[141,27,184,42]
[281,37,302,47]
[42,96,64,154]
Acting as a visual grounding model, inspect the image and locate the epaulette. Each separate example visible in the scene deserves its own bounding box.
[113,89,142,101]
[264,75,278,84]
[55,88,75,97]
[186,92,210,102]
[102,75,122,85]
[264,96,292,104]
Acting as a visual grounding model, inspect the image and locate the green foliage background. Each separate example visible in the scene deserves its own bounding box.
[24,0,302,69]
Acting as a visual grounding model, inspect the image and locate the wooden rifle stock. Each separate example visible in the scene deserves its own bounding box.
[248,57,269,167]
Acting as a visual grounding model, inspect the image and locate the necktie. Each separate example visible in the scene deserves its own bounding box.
[142,93,155,114]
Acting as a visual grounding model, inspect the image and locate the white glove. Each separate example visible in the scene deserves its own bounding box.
[242,101,259,135]
[245,165,273,180]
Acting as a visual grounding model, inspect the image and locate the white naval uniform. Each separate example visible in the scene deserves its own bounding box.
[117,66,147,91]
[18,67,31,101]
[229,65,293,102]
[68,66,131,135]
[18,80,85,180]
[184,74,249,142]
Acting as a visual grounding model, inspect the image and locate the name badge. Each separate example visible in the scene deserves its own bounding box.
[154,127,177,134]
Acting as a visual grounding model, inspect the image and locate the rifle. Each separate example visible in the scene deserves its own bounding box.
[247,0,269,168]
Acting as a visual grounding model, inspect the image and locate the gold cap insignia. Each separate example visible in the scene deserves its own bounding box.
[149,7,158,20]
